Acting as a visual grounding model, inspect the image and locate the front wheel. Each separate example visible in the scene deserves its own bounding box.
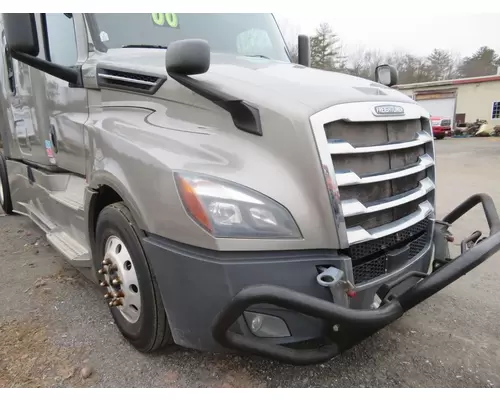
[95,202,173,352]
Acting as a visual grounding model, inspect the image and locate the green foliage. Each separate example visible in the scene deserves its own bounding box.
[309,23,345,71]
[283,21,499,84]
[458,46,500,78]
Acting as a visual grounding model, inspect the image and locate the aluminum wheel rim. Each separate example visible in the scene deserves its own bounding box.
[102,235,141,323]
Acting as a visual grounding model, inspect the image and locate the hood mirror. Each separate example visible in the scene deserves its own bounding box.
[297,34,310,67]
[165,39,210,76]
[375,64,398,87]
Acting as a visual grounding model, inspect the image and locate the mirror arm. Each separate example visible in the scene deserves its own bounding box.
[168,71,263,136]
[10,49,80,84]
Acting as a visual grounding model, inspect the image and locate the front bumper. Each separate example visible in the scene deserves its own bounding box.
[211,194,500,365]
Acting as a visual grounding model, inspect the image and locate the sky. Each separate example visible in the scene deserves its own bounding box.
[275,12,500,60]
[10,0,500,61]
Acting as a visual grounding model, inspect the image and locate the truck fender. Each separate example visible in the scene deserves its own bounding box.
[86,171,148,248]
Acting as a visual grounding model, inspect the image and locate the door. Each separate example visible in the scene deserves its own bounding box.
[36,13,89,175]
[415,91,456,122]
[0,29,35,161]
[455,113,466,126]
[0,14,89,173]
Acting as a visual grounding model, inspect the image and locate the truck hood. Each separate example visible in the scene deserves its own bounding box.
[95,49,416,112]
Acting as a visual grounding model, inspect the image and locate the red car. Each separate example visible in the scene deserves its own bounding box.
[430,116,452,139]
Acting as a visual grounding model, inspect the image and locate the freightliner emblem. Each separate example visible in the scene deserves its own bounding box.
[372,104,405,117]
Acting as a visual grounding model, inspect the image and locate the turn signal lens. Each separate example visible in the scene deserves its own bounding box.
[175,174,212,231]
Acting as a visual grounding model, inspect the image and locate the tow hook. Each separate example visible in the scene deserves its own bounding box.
[316,266,356,307]
[461,230,484,254]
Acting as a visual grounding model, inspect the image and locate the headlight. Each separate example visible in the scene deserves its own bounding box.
[174,171,302,239]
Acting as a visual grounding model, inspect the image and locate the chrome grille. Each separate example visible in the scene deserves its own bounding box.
[309,101,436,285]
[325,117,435,244]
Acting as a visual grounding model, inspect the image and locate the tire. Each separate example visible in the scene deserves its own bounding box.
[0,152,13,214]
[95,202,173,352]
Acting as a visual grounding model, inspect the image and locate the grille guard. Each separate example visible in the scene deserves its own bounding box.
[211,193,500,365]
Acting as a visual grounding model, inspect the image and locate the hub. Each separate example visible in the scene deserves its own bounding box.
[98,235,141,323]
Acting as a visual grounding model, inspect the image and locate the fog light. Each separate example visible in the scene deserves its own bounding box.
[243,311,291,338]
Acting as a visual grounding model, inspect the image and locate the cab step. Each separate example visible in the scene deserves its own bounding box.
[17,201,57,233]
[48,175,85,211]
[46,230,91,268]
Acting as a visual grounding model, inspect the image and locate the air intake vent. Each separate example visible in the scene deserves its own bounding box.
[96,67,166,94]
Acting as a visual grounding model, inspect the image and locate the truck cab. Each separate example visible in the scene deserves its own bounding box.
[1,13,499,365]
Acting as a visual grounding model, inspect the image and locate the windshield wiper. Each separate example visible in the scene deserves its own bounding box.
[122,44,168,49]
[244,54,270,59]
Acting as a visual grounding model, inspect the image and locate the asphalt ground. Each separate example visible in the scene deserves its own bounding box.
[0,137,499,388]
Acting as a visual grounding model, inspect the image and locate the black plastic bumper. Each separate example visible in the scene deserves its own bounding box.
[211,194,500,365]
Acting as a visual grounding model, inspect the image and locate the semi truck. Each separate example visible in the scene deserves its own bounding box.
[1,13,500,366]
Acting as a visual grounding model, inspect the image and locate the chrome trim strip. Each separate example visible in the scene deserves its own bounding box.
[309,101,433,249]
[336,154,434,187]
[346,201,433,245]
[342,177,435,217]
[97,73,156,86]
[328,131,432,154]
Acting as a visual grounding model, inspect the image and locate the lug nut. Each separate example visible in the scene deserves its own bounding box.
[104,293,111,299]
[109,299,122,307]
[112,278,121,285]
[98,268,105,275]
[100,281,108,287]
[102,258,111,266]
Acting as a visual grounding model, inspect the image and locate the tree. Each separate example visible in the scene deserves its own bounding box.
[382,52,432,84]
[458,46,500,78]
[344,46,384,80]
[310,23,344,71]
[427,48,457,81]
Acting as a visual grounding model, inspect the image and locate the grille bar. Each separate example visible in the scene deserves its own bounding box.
[341,177,434,217]
[328,131,432,154]
[97,73,157,86]
[346,200,433,245]
[336,154,434,186]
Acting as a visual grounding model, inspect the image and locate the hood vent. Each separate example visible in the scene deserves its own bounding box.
[96,67,166,94]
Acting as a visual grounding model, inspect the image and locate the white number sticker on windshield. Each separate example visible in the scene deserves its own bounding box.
[151,13,179,28]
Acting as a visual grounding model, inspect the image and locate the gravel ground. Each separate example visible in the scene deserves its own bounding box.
[1,137,500,388]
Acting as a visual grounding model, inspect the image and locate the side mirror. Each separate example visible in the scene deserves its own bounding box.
[375,64,398,87]
[3,13,39,56]
[165,39,210,76]
[297,34,310,67]
[2,13,80,85]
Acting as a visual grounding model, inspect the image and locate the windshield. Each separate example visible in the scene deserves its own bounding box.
[87,13,291,63]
